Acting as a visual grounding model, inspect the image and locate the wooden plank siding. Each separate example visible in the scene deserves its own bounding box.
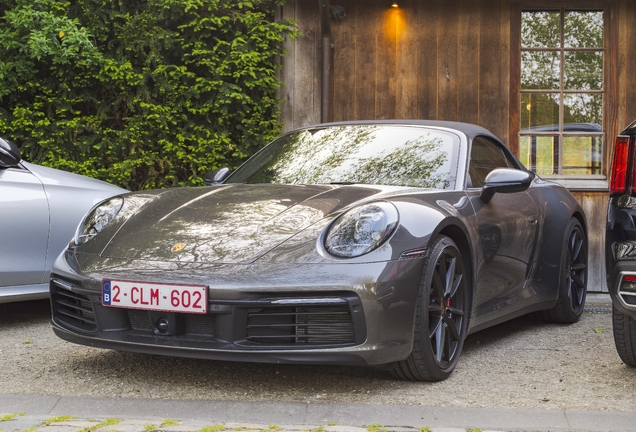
[571,191,608,292]
[278,0,636,292]
[279,1,321,129]
[281,0,513,131]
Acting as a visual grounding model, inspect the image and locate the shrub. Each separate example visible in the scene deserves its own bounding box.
[0,0,296,190]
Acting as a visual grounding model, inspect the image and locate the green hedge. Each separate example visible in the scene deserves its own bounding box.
[0,0,296,190]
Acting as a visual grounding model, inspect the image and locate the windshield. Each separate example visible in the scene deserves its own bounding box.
[226,125,460,189]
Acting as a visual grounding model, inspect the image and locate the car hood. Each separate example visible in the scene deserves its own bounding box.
[98,183,415,264]
[23,161,127,194]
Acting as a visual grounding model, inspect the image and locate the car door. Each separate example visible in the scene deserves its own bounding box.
[466,136,539,318]
[0,165,50,287]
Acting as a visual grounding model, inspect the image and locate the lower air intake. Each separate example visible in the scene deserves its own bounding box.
[246,305,355,346]
[51,280,97,332]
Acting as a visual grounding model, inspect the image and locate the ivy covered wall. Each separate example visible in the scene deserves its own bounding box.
[0,0,296,190]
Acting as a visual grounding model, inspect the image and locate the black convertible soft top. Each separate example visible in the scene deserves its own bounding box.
[302,119,502,143]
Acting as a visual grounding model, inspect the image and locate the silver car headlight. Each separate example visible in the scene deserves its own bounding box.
[324,202,399,258]
[74,196,124,245]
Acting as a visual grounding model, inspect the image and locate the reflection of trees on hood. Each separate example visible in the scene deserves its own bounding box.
[129,192,325,263]
[341,136,450,189]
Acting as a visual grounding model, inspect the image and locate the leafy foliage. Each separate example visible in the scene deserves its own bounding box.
[0,0,296,190]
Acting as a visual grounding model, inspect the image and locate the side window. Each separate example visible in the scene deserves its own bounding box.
[468,137,514,188]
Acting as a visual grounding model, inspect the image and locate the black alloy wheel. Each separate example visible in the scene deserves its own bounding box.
[542,218,587,323]
[565,222,587,313]
[390,235,469,382]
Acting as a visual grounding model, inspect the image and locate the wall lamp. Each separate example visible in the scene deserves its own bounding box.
[330,5,346,20]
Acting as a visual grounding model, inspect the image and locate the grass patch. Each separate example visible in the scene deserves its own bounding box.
[0,413,24,422]
[145,419,180,431]
[199,426,226,432]
[79,418,121,432]
[43,415,76,425]
[366,425,388,432]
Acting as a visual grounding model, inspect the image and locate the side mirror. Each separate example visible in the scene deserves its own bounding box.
[0,137,21,168]
[204,167,231,186]
[480,168,533,204]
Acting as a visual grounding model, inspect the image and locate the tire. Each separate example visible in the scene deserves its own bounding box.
[540,217,587,323]
[612,305,636,367]
[390,236,469,382]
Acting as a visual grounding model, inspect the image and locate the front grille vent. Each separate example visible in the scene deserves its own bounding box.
[51,280,97,332]
[184,315,214,335]
[127,310,214,336]
[129,310,153,331]
[246,305,355,346]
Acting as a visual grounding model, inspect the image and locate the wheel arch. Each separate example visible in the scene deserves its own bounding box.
[571,210,587,239]
[533,191,587,298]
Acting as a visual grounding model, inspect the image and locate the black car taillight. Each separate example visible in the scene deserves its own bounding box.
[610,136,635,196]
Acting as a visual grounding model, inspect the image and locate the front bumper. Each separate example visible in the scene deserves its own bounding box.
[50,250,424,366]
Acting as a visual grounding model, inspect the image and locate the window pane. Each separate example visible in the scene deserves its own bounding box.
[564,51,603,90]
[520,93,560,130]
[564,11,603,48]
[563,93,603,125]
[562,136,603,174]
[522,51,560,89]
[519,135,558,175]
[522,11,560,48]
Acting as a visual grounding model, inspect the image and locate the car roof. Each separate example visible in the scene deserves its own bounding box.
[298,120,501,142]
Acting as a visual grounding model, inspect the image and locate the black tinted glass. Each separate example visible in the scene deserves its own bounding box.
[469,137,515,188]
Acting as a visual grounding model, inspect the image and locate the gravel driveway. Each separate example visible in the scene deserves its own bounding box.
[1,296,635,412]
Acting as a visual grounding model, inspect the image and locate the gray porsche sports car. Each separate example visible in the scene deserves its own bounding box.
[0,137,126,303]
[50,121,587,381]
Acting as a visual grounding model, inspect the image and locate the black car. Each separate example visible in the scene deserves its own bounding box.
[606,120,636,366]
[50,121,588,382]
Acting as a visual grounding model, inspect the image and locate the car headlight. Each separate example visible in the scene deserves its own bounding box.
[324,202,399,258]
[75,196,124,245]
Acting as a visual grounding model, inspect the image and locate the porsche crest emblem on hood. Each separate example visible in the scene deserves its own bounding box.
[172,243,187,253]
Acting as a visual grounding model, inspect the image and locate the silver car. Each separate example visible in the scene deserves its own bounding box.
[0,137,126,303]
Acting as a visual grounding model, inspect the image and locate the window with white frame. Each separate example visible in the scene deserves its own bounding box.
[519,9,604,176]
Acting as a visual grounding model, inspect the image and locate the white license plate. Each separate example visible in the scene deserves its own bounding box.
[102,279,208,314]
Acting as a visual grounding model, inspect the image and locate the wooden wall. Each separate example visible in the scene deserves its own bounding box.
[278,0,636,292]
[280,0,511,141]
